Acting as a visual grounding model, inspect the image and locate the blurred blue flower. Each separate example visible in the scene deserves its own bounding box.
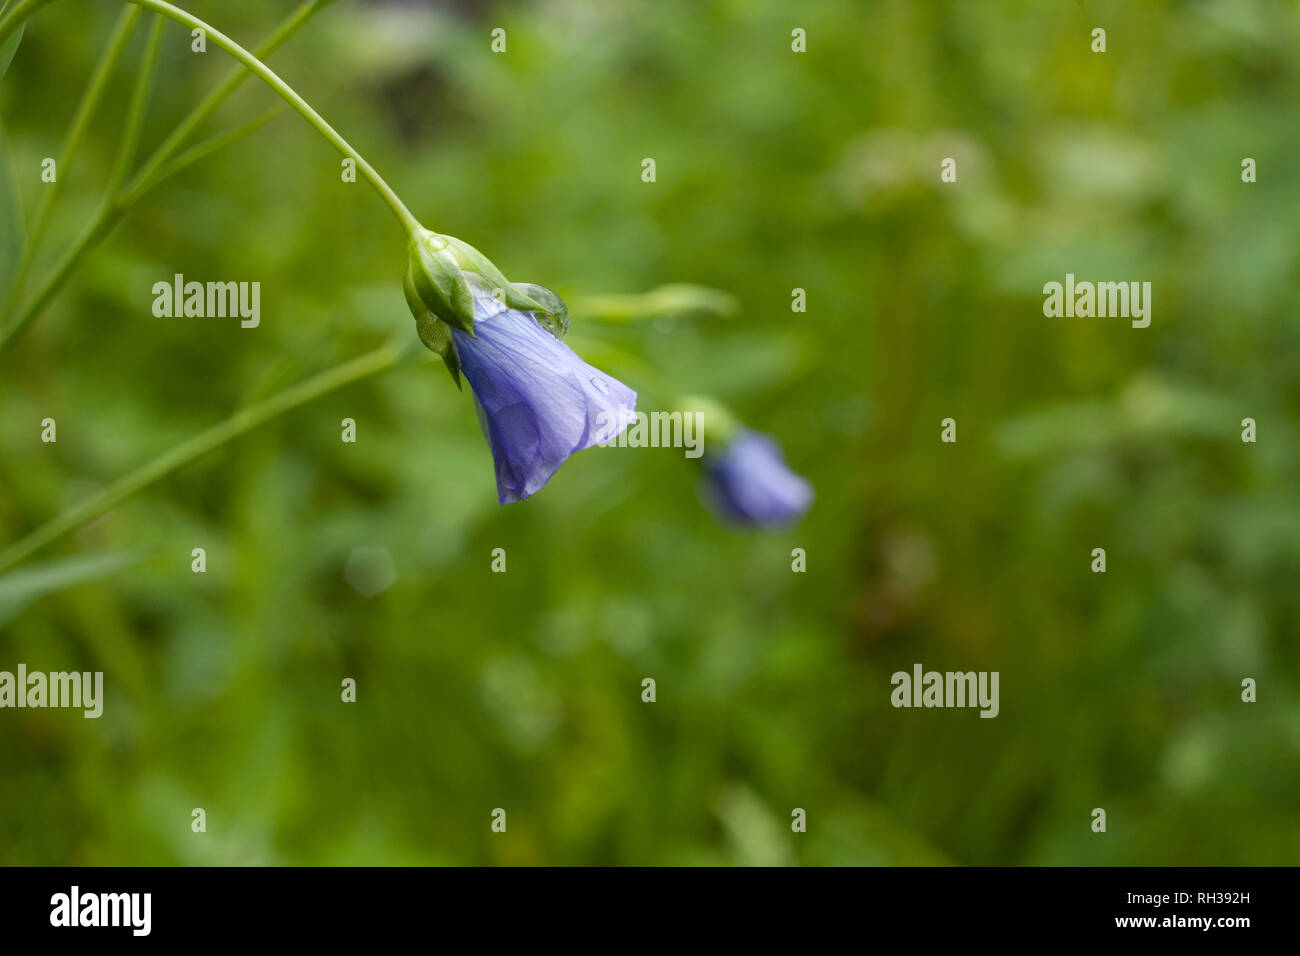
[704,431,813,526]
[451,286,637,504]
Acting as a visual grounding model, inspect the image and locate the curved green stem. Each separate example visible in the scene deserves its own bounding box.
[118,0,420,235]
[0,200,122,349]
[124,0,338,198]
[137,104,285,196]
[1,5,140,323]
[0,0,49,47]
[0,343,408,573]
[569,286,740,324]
[0,0,335,350]
[107,12,163,194]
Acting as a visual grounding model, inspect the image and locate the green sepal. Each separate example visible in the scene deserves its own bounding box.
[408,231,475,335]
[441,235,551,316]
[402,262,425,323]
[512,282,569,339]
[441,343,462,390]
[404,261,463,389]
[417,313,462,390]
[501,283,550,315]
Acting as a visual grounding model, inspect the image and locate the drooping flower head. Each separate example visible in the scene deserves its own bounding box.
[451,285,636,503]
[703,429,813,527]
[403,229,636,504]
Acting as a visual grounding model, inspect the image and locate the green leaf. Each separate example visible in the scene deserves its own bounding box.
[0,116,23,307]
[0,550,145,626]
[0,0,25,81]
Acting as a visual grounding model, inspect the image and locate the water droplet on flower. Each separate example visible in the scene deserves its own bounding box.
[591,377,610,394]
[514,282,570,339]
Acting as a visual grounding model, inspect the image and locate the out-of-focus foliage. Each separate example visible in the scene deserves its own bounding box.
[0,0,1296,865]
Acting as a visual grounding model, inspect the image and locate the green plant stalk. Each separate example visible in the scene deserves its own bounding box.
[0,5,141,322]
[0,199,122,348]
[0,343,407,573]
[106,12,164,195]
[140,104,285,193]
[0,0,334,349]
[569,286,740,324]
[119,0,420,234]
[0,0,50,46]
[0,317,678,573]
[0,0,429,569]
[125,0,338,196]
[2,104,284,344]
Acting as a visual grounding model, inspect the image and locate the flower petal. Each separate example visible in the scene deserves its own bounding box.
[452,287,637,504]
[704,431,813,525]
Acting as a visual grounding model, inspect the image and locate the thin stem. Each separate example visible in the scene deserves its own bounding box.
[0,343,408,573]
[106,12,164,195]
[1,5,140,322]
[119,0,421,235]
[0,102,283,348]
[124,0,338,197]
[568,285,740,324]
[0,0,333,350]
[0,200,122,349]
[136,104,285,196]
[0,0,50,47]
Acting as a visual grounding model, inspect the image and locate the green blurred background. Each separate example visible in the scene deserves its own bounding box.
[1,0,1297,865]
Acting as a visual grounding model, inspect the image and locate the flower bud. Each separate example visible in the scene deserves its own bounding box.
[701,427,813,527]
[407,229,475,335]
[440,235,553,317]
[403,226,575,384]
[403,260,462,388]
[447,281,636,504]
